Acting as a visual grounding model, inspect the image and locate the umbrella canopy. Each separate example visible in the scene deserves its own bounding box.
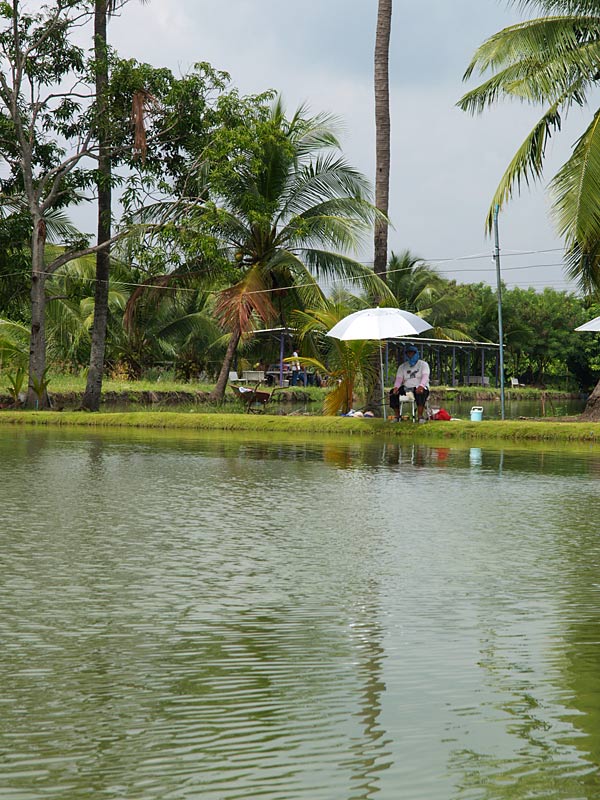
[326,307,432,341]
[326,307,433,420]
[575,316,600,332]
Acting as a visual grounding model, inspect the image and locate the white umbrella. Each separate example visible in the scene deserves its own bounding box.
[575,316,600,332]
[326,307,433,418]
[326,307,432,340]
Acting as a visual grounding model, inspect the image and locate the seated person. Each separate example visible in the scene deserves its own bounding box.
[389,345,430,422]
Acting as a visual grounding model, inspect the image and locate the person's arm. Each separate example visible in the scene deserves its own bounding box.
[393,364,405,390]
[418,360,430,388]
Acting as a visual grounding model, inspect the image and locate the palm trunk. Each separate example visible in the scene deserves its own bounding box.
[83,0,111,411]
[26,218,50,409]
[374,0,392,281]
[369,0,393,416]
[209,330,241,402]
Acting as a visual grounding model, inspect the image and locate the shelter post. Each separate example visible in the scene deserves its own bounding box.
[452,347,456,387]
[279,332,285,387]
[494,204,506,419]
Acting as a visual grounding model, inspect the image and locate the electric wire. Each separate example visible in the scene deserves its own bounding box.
[0,246,581,296]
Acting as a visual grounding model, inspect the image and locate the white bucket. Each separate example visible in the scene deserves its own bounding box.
[470,406,484,422]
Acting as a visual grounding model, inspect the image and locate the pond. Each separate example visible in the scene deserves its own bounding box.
[2,428,600,800]
[436,396,586,420]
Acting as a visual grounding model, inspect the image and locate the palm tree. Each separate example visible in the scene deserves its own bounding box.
[83,0,149,411]
[195,99,391,401]
[458,1,600,417]
[45,255,129,373]
[374,0,392,281]
[291,301,380,415]
[120,281,221,379]
[457,0,600,291]
[387,250,470,340]
[387,250,443,309]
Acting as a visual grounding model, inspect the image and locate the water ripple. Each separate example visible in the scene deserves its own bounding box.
[1,431,600,799]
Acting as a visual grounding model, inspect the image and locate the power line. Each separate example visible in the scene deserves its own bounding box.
[0,249,579,297]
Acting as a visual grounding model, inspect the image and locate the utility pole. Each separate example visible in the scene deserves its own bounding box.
[493,204,506,420]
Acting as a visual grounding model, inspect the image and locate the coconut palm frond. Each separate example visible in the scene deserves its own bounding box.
[300,249,395,303]
[43,209,84,244]
[459,0,600,279]
[0,318,29,366]
[265,250,325,310]
[280,155,373,218]
[551,109,600,258]
[155,310,220,342]
[461,16,599,91]
[485,93,579,230]
[213,265,278,335]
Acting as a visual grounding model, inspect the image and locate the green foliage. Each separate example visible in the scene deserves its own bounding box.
[458,2,600,290]
[5,365,25,403]
[31,367,50,404]
[386,250,471,340]
[291,301,380,415]
[0,317,29,367]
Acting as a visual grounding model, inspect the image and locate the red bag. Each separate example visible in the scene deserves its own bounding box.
[432,408,451,421]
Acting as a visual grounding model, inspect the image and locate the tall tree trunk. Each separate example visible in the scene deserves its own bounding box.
[26,218,50,409]
[209,330,241,402]
[83,0,111,411]
[373,0,392,281]
[368,0,392,415]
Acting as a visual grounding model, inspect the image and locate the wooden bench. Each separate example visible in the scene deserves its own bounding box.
[467,376,490,386]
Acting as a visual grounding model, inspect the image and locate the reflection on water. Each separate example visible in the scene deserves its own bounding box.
[447,397,585,420]
[1,429,600,799]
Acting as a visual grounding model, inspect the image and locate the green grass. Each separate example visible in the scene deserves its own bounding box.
[0,373,329,403]
[35,374,215,394]
[0,410,599,445]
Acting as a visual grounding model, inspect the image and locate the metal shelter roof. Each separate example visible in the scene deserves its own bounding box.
[252,328,500,351]
[387,337,500,350]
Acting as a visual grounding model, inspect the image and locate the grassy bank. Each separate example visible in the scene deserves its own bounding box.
[1,409,599,444]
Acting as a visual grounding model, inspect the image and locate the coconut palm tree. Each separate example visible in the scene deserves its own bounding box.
[194,99,392,401]
[291,301,380,415]
[374,0,392,280]
[45,255,129,373]
[458,0,600,291]
[120,281,222,379]
[386,250,471,340]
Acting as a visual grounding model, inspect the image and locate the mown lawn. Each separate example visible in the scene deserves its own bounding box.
[0,410,599,445]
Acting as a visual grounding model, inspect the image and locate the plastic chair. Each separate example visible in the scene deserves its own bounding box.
[398,390,416,421]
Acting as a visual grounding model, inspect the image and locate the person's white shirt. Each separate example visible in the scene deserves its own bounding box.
[393,358,430,390]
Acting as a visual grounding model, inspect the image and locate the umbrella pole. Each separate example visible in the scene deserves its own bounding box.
[379,346,386,420]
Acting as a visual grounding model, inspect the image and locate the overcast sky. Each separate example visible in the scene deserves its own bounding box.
[107,0,587,292]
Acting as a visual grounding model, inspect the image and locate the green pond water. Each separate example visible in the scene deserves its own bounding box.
[442,397,586,420]
[2,428,600,800]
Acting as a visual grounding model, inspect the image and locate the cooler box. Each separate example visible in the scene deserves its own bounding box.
[470,406,484,422]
